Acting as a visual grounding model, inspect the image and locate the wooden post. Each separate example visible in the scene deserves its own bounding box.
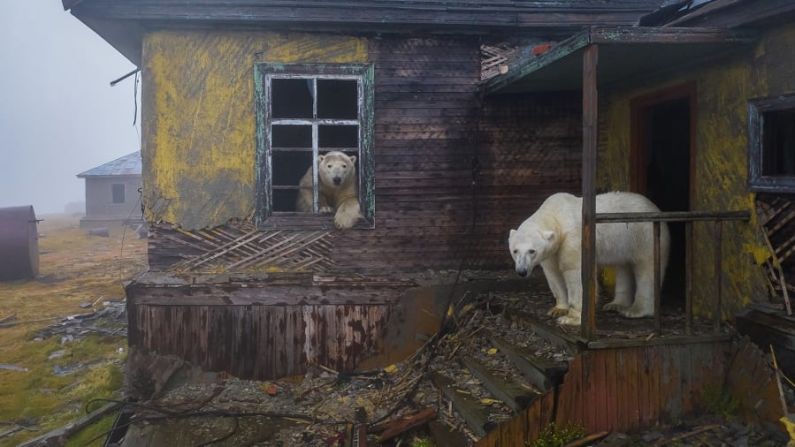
[685,221,693,335]
[581,43,598,339]
[654,221,662,335]
[714,220,723,333]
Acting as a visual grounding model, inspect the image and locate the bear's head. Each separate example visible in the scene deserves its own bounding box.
[318,151,357,189]
[508,226,556,278]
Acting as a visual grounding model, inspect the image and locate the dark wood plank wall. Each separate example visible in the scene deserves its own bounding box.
[128,303,390,379]
[477,340,737,446]
[147,35,583,275]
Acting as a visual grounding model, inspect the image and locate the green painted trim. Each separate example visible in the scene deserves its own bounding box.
[253,62,375,228]
[482,29,591,95]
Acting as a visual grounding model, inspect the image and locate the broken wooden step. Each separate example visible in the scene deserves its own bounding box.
[505,309,584,352]
[459,356,538,413]
[430,372,495,438]
[489,334,568,392]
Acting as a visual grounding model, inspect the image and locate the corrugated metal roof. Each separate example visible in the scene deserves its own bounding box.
[77,151,141,177]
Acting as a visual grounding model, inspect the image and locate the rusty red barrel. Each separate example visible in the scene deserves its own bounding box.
[0,206,39,281]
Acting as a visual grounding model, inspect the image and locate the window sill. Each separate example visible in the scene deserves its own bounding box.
[258,213,375,231]
[749,176,795,194]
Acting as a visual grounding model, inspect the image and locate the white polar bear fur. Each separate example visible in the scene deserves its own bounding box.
[509,192,670,326]
[296,151,362,229]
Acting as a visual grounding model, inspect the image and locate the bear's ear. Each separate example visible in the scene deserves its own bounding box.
[542,230,555,241]
[317,155,325,163]
[348,155,357,165]
[509,229,516,238]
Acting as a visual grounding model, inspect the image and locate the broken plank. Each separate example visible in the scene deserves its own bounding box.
[489,335,567,392]
[459,356,538,412]
[505,310,583,352]
[377,407,436,443]
[428,421,469,447]
[18,402,121,447]
[431,372,494,438]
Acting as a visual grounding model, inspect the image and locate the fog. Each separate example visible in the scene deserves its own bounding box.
[0,1,140,214]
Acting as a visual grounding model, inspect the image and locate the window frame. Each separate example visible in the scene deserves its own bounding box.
[748,94,795,193]
[254,63,375,229]
[111,183,125,204]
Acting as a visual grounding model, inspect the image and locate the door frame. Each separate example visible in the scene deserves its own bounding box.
[629,82,697,206]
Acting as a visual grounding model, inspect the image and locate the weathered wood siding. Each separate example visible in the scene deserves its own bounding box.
[598,22,795,317]
[143,31,582,274]
[477,340,767,446]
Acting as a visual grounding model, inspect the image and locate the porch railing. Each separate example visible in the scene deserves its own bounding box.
[582,210,751,339]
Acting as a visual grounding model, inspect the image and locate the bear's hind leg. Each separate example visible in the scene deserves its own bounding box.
[603,265,634,312]
[619,262,655,318]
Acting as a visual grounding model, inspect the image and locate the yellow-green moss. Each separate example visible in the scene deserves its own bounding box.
[142,31,368,229]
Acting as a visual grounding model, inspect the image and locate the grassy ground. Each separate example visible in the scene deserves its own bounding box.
[0,214,146,446]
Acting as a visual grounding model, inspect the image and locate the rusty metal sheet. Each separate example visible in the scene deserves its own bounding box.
[0,205,38,281]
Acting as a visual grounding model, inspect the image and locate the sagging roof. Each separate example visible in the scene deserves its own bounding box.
[63,0,666,66]
[482,26,756,95]
[77,151,141,178]
[639,0,795,28]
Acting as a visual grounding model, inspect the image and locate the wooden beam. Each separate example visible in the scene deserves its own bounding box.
[581,43,598,339]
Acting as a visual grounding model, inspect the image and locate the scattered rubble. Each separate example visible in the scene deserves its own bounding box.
[32,300,126,341]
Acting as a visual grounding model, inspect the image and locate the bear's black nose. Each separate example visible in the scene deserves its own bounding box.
[333,177,342,185]
[516,269,528,277]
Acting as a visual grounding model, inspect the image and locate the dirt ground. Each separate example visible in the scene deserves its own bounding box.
[0,214,146,447]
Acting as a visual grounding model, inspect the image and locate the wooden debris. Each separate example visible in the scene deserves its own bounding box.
[564,431,610,447]
[459,356,537,412]
[0,313,16,325]
[489,335,566,392]
[652,424,721,446]
[18,402,120,447]
[376,407,436,443]
[0,364,29,372]
[431,372,494,438]
[428,421,469,447]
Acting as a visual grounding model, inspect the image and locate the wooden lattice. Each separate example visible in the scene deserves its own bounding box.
[157,221,334,273]
[481,43,516,81]
[756,195,794,314]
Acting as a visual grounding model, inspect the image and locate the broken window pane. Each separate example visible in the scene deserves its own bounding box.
[272,125,311,148]
[317,80,358,120]
[272,151,312,186]
[762,109,795,176]
[271,78,313,119]
[319,125,358,149]
[272,189,299,212]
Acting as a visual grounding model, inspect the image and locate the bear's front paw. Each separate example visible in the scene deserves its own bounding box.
[557,314,581,326]
[547,306,570,318]
[319,206,334,214]
[334,211,360,230]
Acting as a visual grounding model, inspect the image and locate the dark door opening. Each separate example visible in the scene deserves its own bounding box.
[632,86,694,307]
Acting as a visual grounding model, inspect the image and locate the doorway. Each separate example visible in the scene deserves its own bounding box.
[630,84,696,305]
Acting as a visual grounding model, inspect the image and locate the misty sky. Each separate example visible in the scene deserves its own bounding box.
[0,1,140,214]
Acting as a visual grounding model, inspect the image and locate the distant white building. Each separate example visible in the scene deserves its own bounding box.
[76,151,142,228]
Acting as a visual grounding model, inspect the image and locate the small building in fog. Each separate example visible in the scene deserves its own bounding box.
[77,151,142,228]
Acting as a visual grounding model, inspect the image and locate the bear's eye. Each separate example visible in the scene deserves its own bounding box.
[342,165,347,168]
[512,249,518,254]
[327,164,332,168]
[529,249,536,255]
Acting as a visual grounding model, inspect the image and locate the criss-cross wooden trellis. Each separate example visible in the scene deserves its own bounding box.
[154,221,334,273]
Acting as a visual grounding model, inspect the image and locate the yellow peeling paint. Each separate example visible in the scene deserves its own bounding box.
[598,22,795,316]
[142,31,367,229]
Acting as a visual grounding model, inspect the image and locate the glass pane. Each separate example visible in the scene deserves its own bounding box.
[271,78,313,118]
[317,79,358,119]
[319,125,358,149]
[272,189,300,212]
[271,125,311,148]
[763,109,795,176]
[272,151,312,186]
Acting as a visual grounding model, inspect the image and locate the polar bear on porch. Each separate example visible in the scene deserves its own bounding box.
[508,192,670,326]
[296,151,362,229]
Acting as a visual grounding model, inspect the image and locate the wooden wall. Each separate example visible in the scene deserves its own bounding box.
[477,339,777,446]
[143,32,582,274]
